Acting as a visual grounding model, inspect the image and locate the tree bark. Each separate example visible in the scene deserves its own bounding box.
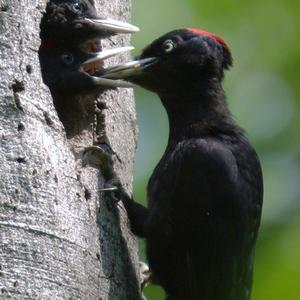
[0,0,139,299]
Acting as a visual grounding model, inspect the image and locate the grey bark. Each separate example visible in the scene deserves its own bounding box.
[0,0,140,299]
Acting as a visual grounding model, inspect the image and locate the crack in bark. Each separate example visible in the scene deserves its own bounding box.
[0,222,89,251]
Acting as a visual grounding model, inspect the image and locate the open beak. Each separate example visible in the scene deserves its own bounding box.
[80,17,139,34]
[98,57,157,83]
[80,46,136,88]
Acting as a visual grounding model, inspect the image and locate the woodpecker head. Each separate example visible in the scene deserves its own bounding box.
[40,0,139,43]
[100,28,232,95]
[40,45,134,94]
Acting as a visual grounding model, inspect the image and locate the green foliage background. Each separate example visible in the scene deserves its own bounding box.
[130,0,300,299]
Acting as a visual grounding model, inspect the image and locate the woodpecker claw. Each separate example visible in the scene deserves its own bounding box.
[99,186,118,192]
[83,145,113,167]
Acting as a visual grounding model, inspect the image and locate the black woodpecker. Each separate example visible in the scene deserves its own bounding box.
[39,0,138,94]
[99,28,263,300]
[40,0,139,44]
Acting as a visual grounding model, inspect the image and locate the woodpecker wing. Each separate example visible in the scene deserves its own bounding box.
[160,138,262,300]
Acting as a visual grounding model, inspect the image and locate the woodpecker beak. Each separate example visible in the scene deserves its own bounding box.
[80,46,135,88]
[81,46,134,66]
[80,17,140,34]
[98,57,157,82]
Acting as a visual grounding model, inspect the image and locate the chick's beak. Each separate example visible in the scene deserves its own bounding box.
[80,46,136,88]
[80,17,140,34]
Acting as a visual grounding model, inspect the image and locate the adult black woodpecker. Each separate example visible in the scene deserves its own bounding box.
[39,0,138,94]
[100,28,263,300]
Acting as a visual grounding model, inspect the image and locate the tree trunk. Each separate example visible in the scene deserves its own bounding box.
[0,0,140,299]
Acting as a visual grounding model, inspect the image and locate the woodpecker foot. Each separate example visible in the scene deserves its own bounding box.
[99,176,123,203]
[83,141,129,203]
[83,144,113,167]
[83,143,122,198]
[82,137,116,180]
[139,261,152,290]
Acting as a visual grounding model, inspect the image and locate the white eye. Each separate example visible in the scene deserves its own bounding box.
[162,40,175,53]
[61,52,74,65]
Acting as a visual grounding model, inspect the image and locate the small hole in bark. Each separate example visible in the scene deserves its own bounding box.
[12,80,25,93]
[26,65,32,74]
[16,157,26,163]
[43,111,54,126]
[96,253,100,261]
[13,281,18,288]
[32,169,37,176]
[1,5,9,11]
[54,175,58,183]
[97,102,107,110]
[84,188,91,201]
[17,122,25,131]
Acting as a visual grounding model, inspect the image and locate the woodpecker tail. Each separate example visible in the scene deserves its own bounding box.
[165,252,202,300]
[165,248,253,300]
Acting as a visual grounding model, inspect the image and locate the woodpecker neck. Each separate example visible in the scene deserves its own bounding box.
[159,79,238,141]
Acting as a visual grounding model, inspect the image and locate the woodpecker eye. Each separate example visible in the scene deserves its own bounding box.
[162,40,175,53]
[71,2,82,13]
[61,53,74,65]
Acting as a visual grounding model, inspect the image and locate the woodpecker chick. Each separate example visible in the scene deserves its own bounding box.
[41,45,134,95]
[101,29,263,300]
[40,0,139,44]
[39,0,138,93]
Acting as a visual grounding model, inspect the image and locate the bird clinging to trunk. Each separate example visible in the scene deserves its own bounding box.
[99,28,263,300]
